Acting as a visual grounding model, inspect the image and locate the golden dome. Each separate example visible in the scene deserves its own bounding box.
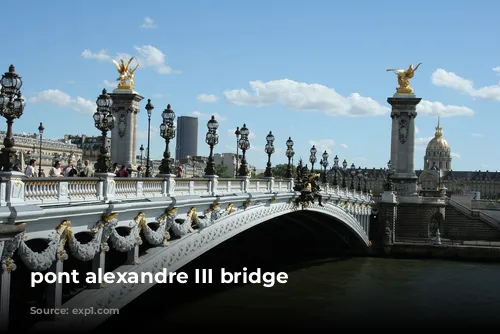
[426,117,450,151]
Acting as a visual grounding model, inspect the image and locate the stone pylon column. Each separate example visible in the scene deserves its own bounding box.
[387,93,421,195]
[109,90,144,169]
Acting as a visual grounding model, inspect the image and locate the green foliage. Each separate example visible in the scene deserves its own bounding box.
[214,164,231,178]
[263,163,296,178]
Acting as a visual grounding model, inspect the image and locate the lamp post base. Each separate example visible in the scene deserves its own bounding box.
[0,147,19,172]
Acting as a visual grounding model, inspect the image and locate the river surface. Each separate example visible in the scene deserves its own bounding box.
[101,257,500,330]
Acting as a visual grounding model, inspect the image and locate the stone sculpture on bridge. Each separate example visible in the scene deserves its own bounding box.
[295,173,324,208]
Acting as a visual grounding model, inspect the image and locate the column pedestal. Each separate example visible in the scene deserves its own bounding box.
[387,93,421,196]
[109,89,144,169]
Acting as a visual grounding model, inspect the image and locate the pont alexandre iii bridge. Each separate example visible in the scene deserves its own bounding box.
[0,173,374,331]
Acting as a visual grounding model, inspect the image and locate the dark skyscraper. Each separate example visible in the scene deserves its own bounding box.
[175,116,198,160]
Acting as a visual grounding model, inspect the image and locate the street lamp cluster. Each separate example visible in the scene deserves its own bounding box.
[264,131,275,177]
[0,65,25,171]
[204,115,219,176]
[93,89,115,173]
[159,104,176,175]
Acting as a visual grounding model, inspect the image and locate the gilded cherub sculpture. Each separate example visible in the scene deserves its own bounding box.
[112,57,139,90]
[386,63,422,94]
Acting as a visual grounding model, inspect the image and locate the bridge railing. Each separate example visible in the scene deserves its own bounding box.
[0,172,373,207]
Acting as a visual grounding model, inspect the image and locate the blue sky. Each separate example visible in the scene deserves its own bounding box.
[2,0,499,171]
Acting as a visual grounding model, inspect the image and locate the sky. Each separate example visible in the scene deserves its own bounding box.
[1,0,499,171]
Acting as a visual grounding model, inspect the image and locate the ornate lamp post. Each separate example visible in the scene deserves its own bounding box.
[92,89,115,173]
[237,124,250,177]
[234,127,241,177]
[385,160,395,191]
[159,104,176,175]
[320,150,329,183]
[145,99,154,177]
[37,122,44,177]
[0,65,25,171]
[264,131,275,177]
[139,144,144,166]
[332,155,339,186]
[285,137,294,179]
[356,166,363,191]
[363,168,368,193]
[309,145,317,173]
[341,159,348,188]
[204,115,219,176]
[349,163,356,190]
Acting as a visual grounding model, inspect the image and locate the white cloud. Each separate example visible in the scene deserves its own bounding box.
[432,68,500,101]
[307,139,335,155]
[81,49,111,61]
[103,80,116,89]
[339,143,348,149]
[415,136,434,151]
[493,67,500,75]
[415,126,420,134]
[134,45,174,74]
[197,94,219,103]
[29,89,95,115]
[140,17,157,29]
[416,100,474,117]
[227,128,256,140]
[191,111,227,121]
[471,133,483,137]
[223,79,389,117]
[81,45,177,75]
[451,152,461,159]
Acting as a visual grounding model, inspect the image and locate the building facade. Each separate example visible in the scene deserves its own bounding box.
[175,116,198,161]
[65,134,111,163]
[354,118,500,199]
[0,131,83,176]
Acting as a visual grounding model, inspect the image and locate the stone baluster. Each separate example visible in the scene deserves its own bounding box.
[57,181,68,202]
[283,178,294,192]
[263,177,274,193]
[0,224,26,331]
[238,176,250,193]
[96,172,116,202]
[136,180,144,197]
[206,175,218,196]
[0,171,27,207]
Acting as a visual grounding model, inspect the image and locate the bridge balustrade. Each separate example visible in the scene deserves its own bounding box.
[0,173,373,207]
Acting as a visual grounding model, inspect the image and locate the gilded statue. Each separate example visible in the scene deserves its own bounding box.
[386,63,422,94]
[112,57,139,90]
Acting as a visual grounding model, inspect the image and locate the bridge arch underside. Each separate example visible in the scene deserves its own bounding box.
[100,209,369,331]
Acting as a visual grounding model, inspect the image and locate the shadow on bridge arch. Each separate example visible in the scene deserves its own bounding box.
[99,205,371,332]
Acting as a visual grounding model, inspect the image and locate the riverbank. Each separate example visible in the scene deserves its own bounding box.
[382,243,500,262]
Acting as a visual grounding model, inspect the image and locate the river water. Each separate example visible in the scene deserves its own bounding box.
[99,215,500,330]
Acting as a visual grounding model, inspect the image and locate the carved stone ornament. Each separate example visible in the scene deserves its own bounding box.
[398,116,409,144]
[118,113,127,138]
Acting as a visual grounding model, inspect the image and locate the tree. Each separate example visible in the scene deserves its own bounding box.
[261,163,296,179]
[214,164,231,178]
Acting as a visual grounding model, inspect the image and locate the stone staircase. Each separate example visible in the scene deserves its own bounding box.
[395,204,429,239]
[444,199,500,241]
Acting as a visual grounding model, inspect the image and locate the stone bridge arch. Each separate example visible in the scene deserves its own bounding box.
[51,201,371,331]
